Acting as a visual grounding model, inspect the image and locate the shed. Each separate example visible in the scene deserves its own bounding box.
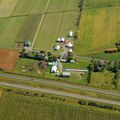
[54,45,60,51]
[61,72,71,77]
[51,66,57,73]
[68,31,73,37]
[56,38,61,42]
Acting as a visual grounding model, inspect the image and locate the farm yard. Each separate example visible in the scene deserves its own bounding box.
[0,91,120,120]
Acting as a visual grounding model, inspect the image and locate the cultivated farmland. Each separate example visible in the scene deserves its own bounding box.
[75,0,120,57]
[0,0,18,17]
[0,92,120,120]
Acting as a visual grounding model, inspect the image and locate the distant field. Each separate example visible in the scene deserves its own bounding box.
[0,92,120,120]
[84,0,120,8]
[12,0,48,16]
[0,0,18,17]
[75,6,120,55]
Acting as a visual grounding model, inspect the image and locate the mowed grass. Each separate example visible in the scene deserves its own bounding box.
[90,71,115,89]
[84,0,120,8]
[33,11,78,51]
[0,17,26,47]
[75,7,120,55]
[0,92,120,120]
[0,90,3,97]
[0,0,19,17]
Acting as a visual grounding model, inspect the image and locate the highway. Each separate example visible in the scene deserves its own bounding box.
[0,73,120,97]
[0,81,120,106]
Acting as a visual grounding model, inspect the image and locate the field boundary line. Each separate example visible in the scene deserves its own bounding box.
[31,0,50,48]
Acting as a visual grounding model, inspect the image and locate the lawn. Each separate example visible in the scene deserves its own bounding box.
[63,59,90,69]
[0,92,120,120]
[12,58,43,77]
[90,71,115,89]
[75,6,120,55]
[0,0,19,17]
[44,66,88,85]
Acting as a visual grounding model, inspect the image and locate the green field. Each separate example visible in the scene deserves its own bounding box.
[75,6,120,55]
[84,0,120,8]
[74,0,120,59]
[0,92,120,120]
[0,17,26,47]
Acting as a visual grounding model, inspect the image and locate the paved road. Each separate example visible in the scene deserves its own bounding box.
[0,73,120,97]
[0,82,120,106]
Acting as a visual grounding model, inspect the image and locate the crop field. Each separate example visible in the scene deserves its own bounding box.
[0,17,26,47]
[75,1,120,56]
[0,48,19,70]
[84,0,120,8]
[0,0,19,17]
[0,92,120,120]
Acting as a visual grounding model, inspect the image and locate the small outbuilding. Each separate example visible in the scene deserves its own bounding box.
[51,66,57,73]
[58,72,71,77]
[68,31,73,38]
[66,42,73,48]
[24,40,32,47]
[54,45,60,51]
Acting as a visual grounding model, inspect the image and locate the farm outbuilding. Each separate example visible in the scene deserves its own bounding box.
[54,45,60,51]
[51,66,57,73]
[58,72,71,77]
[24,40,32,47]
[68,31,73,37]
[66,42,73,48]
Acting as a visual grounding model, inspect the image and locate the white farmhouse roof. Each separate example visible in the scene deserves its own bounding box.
[54,45,60,50]
[51,66,57,73]
[61,38,65,42]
